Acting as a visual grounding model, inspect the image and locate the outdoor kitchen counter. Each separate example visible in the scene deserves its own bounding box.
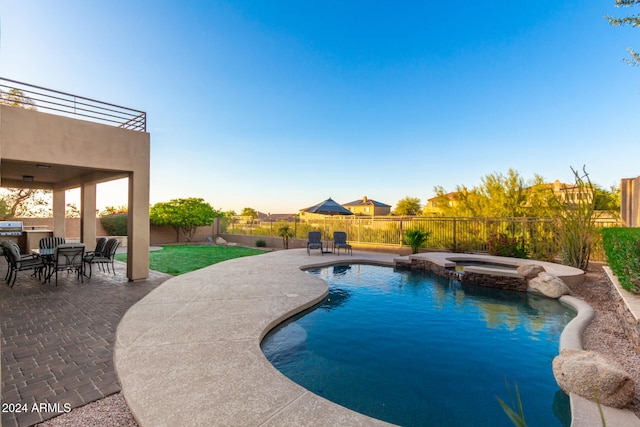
[23,229,53,252]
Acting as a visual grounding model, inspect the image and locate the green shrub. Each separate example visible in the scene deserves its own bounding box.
[256,239,267,248]
[602,227,640,294]
[488,233,527,258]
[403,228,430,254]
[100,213,128,236]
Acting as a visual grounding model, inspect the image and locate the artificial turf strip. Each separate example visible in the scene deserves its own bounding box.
[115,245,266,276]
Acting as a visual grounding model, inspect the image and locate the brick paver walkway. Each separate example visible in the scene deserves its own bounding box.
[1,257,170,427]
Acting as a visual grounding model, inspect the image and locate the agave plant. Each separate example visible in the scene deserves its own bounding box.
[403,228,430,254]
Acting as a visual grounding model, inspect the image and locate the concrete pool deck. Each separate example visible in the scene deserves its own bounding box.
[115,249,639,427]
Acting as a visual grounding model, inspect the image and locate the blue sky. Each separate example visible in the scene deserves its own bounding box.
[1,1,639,213]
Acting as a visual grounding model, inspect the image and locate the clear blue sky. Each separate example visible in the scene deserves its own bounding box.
[1,1,639,213]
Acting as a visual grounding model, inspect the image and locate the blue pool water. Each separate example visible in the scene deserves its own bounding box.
[261,264,574,427]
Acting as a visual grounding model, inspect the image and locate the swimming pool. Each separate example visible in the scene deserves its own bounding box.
[261,264,574,427]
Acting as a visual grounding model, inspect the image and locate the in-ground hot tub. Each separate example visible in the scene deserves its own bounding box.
[396,252,585,292]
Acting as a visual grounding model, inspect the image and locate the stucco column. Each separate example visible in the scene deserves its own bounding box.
[52,189,66,238]
[80,183,97,247]
[127,172,150,281]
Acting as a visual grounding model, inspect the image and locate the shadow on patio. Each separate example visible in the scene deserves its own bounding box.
[0,257,170,427]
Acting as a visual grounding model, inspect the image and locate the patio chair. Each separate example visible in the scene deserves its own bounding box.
[1,240,15,280]
[2,240,45,287]
[84,238,119,278]
[47,244,85,286]
[39,236,66,250]
[333,231,352,255]
[85,237,108,259]
[307,231,323,256]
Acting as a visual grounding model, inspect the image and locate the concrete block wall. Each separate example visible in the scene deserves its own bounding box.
[17,217,215,245]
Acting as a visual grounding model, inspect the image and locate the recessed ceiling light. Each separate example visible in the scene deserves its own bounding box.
[23,175,34,182]
[36,164,51,169]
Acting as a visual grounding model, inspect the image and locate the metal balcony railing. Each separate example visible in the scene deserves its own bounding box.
[0,77,146,132]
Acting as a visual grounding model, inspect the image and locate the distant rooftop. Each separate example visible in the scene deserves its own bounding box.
[343,196,391,207]
[0,77,146,132]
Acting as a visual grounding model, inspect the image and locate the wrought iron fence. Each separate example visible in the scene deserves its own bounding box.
[221,215,620,261]
[0,77,146,131]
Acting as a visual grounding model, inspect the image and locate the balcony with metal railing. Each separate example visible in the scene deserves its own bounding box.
[0,77,146,132]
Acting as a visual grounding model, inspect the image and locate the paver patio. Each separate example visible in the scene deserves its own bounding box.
[0,256,170,427]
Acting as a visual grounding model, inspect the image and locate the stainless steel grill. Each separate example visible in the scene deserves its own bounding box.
[0,221,24,236]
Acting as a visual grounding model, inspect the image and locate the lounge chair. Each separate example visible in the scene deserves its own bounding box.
[307,231,323,256]
[333,231,352,255]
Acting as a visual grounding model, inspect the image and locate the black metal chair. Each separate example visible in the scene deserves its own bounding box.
[1,240,45,287]
[85,237,108,259]
[307,231,323,256]
[39,236,66,250]
[333,231,352,255]
[84,238,119,278]
[47,244,85,286]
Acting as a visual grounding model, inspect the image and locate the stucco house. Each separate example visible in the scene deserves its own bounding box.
[342,196,391,216]
[621,176,640,227]
[0,78,150,281]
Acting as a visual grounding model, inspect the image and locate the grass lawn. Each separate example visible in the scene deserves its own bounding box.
[115,245,267,276]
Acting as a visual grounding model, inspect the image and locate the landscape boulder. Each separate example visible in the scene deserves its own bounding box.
[516,263,546,279]
[553,348,635,409]
[215,237,227,245]
[528,272,570,298]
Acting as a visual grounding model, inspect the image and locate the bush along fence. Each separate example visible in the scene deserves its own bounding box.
[220,215,620,262]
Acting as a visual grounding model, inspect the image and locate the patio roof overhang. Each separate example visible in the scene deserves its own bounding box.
[0,160,128,191]
[0,78,151,281]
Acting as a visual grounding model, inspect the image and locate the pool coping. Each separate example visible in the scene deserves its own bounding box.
[114,249,639,427]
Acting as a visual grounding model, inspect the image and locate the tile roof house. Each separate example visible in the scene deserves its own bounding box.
[342,196,391,216]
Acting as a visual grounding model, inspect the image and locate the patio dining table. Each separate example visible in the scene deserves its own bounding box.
[32,248,55,282]
[33,245,86,283]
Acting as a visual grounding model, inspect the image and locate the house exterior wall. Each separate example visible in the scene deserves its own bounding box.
[621,176,640,227]
[346,205,389,216]
[0,105,150,280]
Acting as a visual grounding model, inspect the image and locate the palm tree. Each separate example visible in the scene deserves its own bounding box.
[278,222,294,249]
[403,228,430,254]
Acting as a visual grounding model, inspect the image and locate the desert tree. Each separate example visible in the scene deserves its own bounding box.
[150,197,222,242]
[0,88,37,110]
[607,0,640,66]
[0,188,51,219]
[393,196,422,216]
[240,207,258,219]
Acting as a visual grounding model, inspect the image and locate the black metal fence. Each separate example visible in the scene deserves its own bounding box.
[0,77,146,131]
[221,215,620,261]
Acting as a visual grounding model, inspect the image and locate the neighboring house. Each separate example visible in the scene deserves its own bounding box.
[256,212,296,222]
[424,192,457,215]
[342,196,391,216]
[549,179,594,205]
[425,180,596,216]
